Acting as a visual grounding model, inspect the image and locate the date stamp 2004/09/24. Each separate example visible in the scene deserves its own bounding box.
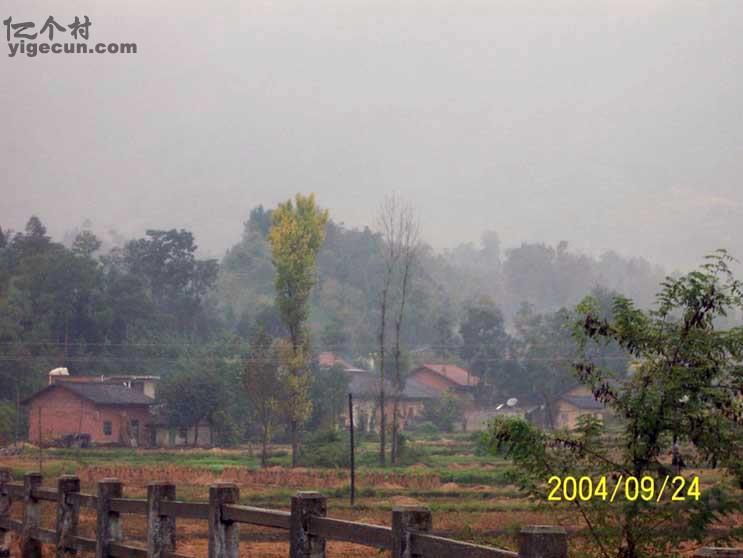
[547,475,701,502]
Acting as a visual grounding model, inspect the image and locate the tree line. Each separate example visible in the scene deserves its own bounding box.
[0,195,687,461]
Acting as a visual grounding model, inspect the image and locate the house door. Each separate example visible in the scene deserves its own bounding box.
[130,419,139,445]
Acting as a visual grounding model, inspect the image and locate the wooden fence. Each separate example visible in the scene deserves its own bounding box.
[0,468,571,558]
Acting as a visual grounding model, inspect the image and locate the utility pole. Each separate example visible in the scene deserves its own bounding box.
[37,406,43,474]
[14,382,19,448]
[348,393,355,506]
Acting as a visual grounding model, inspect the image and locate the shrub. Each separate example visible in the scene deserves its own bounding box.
[421,392,464,432]
[413,421,440,436]
[362,430,380,443]
[298,429,350,468]
[471,430,492,456]
[394,433,425,466]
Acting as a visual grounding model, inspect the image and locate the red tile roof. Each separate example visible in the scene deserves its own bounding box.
[317,352,354,369]
[421,363,479,386]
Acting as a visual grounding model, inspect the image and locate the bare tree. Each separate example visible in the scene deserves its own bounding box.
[390,206,419,464]
[376,195,419,466]
[376,195,402,466]
[243,329,280,467]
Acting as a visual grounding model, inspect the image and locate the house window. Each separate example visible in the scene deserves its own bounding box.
[103,421,112,436]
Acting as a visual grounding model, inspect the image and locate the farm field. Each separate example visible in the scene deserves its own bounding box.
[0,434,737,557]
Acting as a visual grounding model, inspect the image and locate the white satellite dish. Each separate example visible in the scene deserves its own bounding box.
[506,398,518,407]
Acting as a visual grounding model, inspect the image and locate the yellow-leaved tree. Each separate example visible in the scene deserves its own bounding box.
[268,193,328,466]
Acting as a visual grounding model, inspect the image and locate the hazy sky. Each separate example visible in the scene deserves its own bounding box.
[3,0,742,270]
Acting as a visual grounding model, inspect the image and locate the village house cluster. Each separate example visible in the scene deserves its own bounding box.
[318,353,608,433]
[22,357,608,448]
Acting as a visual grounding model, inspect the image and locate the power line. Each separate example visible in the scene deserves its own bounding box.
[0,340,612,350]
[0,354,632,364]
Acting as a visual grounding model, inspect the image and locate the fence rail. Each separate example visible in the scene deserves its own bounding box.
[0,468,569,558]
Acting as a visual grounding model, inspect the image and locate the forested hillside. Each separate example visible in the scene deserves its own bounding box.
[218,205,667,357]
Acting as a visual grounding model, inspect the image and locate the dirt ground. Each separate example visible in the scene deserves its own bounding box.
[0,460,560,557]
[1,449,740,557]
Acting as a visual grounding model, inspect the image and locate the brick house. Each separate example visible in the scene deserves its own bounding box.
[408,363,479,394]
[551,385,607,430]
[345,369,439,432]
[525,385,608,430]
[340,362,485,432]
[409,363,481,428]
[23,377,155,447]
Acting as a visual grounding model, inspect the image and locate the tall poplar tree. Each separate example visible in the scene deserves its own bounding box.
[268,193,329,466]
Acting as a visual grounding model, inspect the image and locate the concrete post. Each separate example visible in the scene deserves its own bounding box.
[289,492,327,558]
[391,505,432,558]
[147,482,176,558]
[0,468,12,558]
[207,483,239,558]
[21,472,42,558]
[56,475,80,558]
[518,525,568,558]
[96,479,123,558]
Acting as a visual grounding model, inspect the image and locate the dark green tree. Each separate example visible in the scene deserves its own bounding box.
[460,297,511,402]
[159,358,226,447]
[421,391,465,433]
[121,229,218,337]
[489,252,743,558]
[320,315,350,355]
[309,363,350,431]
[71,230,102,258]
[432,312,460,358]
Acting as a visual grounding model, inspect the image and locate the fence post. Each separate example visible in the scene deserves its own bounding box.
[0,468,12,558]
[21,472,42,558]
[208,483,239,558]
[147,482,176,558]
[96,478,123,558]
[56,475,80,558]
[289,491,326,558]
[518,525,568,558]
[391,505,432,558]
